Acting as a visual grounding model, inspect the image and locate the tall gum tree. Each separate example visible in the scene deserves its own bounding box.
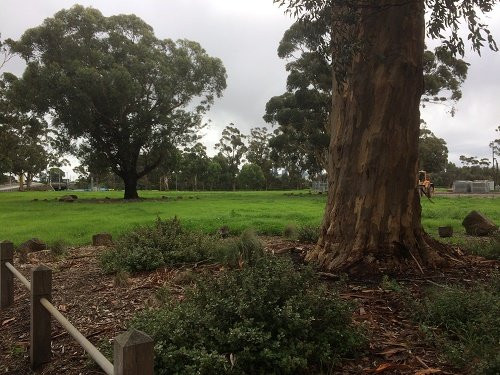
[7,5,226,199]
[276,0,497,275]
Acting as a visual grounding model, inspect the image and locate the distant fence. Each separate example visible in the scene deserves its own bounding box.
[0,241,153,374]
[311,181,328,193]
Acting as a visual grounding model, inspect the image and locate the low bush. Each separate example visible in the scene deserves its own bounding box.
[380,275,402,292]
[412,277,500,373]
[297,224,320,243]
[132,256,365,374]
[99,218,219,273]
[100,219,266,274]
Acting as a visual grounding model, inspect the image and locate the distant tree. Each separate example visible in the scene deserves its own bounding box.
[246,127,274,189]
[237,164,266,190]
[211,154,234,190]
[180,143,209,191]
[146,146,181,191]
[215,125,247,191]
[0,75,49,190]
[206,160,222,190]
[48,167,65,184]
[7,5,226,199]
[269,129,307,188]
[459,155,480,167]
[418,125,448,173]
[479,158,491,168]
[264,21,331,175]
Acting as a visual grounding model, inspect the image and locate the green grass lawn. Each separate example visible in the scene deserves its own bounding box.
[0,190,498,246]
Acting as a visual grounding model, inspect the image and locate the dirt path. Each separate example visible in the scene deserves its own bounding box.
[1,240,498,374]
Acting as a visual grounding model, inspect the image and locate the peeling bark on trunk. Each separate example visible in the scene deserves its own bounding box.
[307,1,445,275]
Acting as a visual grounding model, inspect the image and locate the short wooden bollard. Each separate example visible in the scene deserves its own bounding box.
[31,265,52,369]
[114,329,154,375]
[0,241,14,309]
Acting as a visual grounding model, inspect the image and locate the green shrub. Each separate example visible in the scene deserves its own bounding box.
[380,275,402,292]
[412,278,500,373]
[99,218,219,273]
[100,219,266,274]
[282,223,297,239]
[297,224,320,243]
[132,256,364,374]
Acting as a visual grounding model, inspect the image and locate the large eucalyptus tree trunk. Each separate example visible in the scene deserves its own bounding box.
[307,1,444,275]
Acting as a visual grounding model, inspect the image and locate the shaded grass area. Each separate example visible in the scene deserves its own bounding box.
[409,275,500,374]
[0,190,498,246]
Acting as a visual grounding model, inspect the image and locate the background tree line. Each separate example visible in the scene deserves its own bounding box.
[1,5,497,194]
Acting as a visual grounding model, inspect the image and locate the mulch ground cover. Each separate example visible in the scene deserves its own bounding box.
[1,239,498,374]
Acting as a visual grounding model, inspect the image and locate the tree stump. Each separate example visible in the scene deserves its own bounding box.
[462,211,498,236]
[438,226,453,238]
[18,238,47,253]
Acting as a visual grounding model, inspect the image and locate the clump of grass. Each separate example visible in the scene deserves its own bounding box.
[282,223,297,239]
[297,224,320,243]
[114,270,130,287]
[461,234,500,260]
[8,344,25,360]
[131,256,365,374]
[215,229,264,267]
[85,339,112,370]
[229,209,241,217]
[411,276,500,374]
[49,239,68,257]
[380,275,402,292]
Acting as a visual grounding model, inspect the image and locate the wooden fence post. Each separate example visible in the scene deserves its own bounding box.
[114,329,154,375]
[30,265,52,369]
[0,241,14,309]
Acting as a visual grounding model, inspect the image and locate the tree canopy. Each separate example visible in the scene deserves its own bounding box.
[0,75,49,189]
[418,124,448,173]
[215,124,247,191]
[7,5,227,198]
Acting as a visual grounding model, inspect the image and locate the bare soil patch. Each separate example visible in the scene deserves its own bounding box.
[1,239,498,374]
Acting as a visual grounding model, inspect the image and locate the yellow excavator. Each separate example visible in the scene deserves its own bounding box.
[418,170,434,198]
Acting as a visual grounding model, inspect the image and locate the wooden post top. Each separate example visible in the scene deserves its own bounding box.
[115,329,153,347]
[0,241,14,260]
[31,265,52,295]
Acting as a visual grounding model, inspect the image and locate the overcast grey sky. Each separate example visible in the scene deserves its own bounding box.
[1,0,499,173]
